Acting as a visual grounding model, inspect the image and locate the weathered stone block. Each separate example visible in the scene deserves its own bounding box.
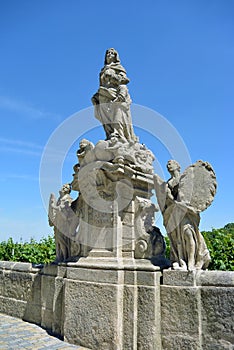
[41,275,55,309]
[41,264,58,276]
[201,287,234,348]
[0,296,27,318]
[0,270,4,295]
[163,270,196,286]
[23,303,42,325]
[162,334,200,350]
[137,271,160,287]
[160,286,200,334]
[52,277,65,336]
[123,285,135,350]
[0,261,33,272]
[64,279,120,349]
[22,273,42,325]
[124,270,136,285]
[41,306,54,330]
[122,239,133,253]
[66,267,119,284]
[57,265,67,278]
[30,274,41,305]
[3,271,34,301]
[137,285,161,350]
[197,271,234,287]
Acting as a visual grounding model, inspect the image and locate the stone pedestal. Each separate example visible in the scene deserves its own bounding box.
[74,164,159,261]
[63,258,162,350]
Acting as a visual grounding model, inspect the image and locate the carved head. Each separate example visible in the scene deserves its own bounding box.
[167,160,181,173]
[60,183,71,195]
[78,139,94,152]
[105,48,120,65]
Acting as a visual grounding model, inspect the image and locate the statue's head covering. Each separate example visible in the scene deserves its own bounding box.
[104,48,120,65]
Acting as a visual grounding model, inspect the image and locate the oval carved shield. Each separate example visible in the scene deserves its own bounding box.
[178,160,217,212]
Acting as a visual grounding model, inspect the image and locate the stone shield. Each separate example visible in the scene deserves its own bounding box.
[178,160,217,212]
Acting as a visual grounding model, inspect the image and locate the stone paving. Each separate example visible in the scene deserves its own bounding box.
[0,313,90,350]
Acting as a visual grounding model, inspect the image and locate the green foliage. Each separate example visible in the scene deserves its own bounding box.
[0,223,233,270]
[202,223,234,271]
[0,235,56,264]
[164,223,234,271]
[164,235,170,260]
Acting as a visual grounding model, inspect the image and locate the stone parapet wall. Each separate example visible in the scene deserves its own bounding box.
[0,261,65,334]
[161,270,234,350]
[0,259,162,349]
[0,261,233,349]
[0,261,41,322]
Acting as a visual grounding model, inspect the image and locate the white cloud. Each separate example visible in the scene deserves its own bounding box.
[0,95,61,121]
[0,137,43,156]
[0,137,43,149]
[4,174,39,181]
[0,137,75,161]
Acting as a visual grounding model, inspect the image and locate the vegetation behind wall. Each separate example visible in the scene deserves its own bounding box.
[0,235,56,264]
[164,223,234,271]
[0,223,233,270]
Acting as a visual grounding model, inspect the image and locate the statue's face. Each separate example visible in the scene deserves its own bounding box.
[106,49,116,64]
[62,185,70,194]
[109,135,118,145]
[167,160,179,173]
[80,140,88,150]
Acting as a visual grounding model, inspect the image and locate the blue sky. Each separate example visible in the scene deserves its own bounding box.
[0,0,233,241]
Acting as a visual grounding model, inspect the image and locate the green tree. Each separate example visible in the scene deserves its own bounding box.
[202,223,234,271]
[0,235,56,264]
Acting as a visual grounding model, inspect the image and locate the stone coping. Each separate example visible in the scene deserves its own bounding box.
[1,260,233,287]
[0,261,40,273]
[65,257,161,271]
[162,269,234,287]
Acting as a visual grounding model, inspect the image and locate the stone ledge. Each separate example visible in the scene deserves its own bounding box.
[66,257,161,271]
[162,270,196,286]
[162,269,234,287]
[197,270,234,286]
[0,261,40,273]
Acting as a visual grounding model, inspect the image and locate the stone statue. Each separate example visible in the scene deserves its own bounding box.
[134,197,167,263]
[49,184,79,262]
[76,139,94,166]
[154,160,217,271]
[92,48,137,142]
[48,49,164,263]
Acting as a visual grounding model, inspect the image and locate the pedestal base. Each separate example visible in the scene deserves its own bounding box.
[63,258,162,350]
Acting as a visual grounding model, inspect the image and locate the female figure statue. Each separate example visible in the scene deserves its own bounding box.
[154,160,211,270]
[92,48,137,142]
